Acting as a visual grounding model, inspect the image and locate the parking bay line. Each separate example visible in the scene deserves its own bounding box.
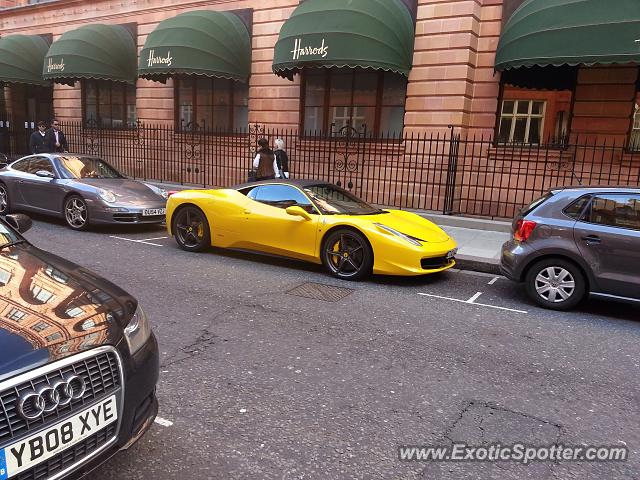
[109,235,165,247]
[488,276,500,285]
[418,292,528,314]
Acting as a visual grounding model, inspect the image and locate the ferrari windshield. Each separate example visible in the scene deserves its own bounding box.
[56,156,123,179]
[303,184,386,215]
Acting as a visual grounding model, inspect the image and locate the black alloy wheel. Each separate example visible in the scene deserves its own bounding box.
[173,206,211,252]
[64,195,89,230]
[322,229,373,281]
[525,258,587,311]
[0,183,10,214]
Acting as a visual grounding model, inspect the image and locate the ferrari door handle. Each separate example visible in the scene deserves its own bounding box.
[243,210,252,215]
[581,235,601,244]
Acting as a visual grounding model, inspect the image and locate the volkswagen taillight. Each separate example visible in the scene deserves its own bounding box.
[513,219,537,242]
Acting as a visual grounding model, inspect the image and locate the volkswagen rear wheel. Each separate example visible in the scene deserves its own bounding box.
[64,195,89,230]
[322,229,373,281]
[173,206,211,252]
[525,258,586,310]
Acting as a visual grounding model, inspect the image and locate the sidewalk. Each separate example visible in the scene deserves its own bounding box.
[151,181,511,275]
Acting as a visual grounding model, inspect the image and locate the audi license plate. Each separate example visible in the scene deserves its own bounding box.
[0,395,117,479]
[142,208,165,216]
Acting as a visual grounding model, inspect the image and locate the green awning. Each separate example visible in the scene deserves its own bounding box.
[273,0,414,80]
[43,24,136,84]
[0,35,50,86]
[495,0,640,71]
[138,11,251,83]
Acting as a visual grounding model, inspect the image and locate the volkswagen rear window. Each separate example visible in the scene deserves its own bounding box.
[521,192,554,216]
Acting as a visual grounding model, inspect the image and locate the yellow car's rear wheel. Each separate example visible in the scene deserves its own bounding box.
[322,229,373,281]
[173,206,211,252]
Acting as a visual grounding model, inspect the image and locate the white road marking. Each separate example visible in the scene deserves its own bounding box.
[488,276,500,285]
[109,235,164,247]
[154,417,174,427]
[140,236,169,241]
[417,292,528,314]
[467,292,483,303]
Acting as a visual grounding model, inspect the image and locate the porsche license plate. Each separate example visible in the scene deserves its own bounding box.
[0,395,117,478]
[142,208,165,216]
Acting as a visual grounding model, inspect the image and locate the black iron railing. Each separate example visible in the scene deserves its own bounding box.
[1,117,638,219]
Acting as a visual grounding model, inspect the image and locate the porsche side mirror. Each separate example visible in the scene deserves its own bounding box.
[35,170,55,179]
[5,213,32,233]
[285,205,312,221]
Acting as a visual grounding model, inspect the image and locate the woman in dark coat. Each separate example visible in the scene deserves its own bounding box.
[274,138,290,179]
[252,138,277,181]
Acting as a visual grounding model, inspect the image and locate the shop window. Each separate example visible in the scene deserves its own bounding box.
[31,284,55,304]
[7,308,27,322]
[0,268,10,286]
[83,80,136,129]
[31,321,49,332]
[175,77,248,132]
[630,94,640,152]
[45,332,63,342]
[498,100,546,144]
[302,68,406,136]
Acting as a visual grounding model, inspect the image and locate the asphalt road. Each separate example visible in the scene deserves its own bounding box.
[24,216,640,480]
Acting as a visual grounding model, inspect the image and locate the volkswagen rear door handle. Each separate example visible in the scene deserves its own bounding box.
[581,234,601,244]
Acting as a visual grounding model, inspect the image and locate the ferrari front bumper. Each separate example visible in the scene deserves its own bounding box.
[371,237,458,276]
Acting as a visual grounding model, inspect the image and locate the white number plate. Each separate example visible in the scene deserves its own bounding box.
[0,395,117,479]
[142,208,166,216]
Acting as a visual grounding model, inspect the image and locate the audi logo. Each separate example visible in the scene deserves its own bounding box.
[17,375,86,420]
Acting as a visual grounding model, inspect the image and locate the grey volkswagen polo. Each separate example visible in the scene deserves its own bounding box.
[0,213,159,478]
[0,155,167,230]
[501,187,640,310]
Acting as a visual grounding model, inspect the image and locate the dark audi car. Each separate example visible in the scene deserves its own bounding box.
[501,187,640,310]
[0,214,159,478]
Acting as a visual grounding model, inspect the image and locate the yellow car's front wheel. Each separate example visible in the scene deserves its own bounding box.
[322,229,373,281]
[173,206,211,252]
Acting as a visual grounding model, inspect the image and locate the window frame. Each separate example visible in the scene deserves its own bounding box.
[81,79,137,130]
[497,99,546,144]
[300,68,406,136]
[579,193,640,232]
[173,76,249,133]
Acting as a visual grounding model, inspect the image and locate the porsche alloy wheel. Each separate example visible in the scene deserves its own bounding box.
[64,196,89,230]
[322,229,373,281]
[173,206,211,252]
[0,184,10,214]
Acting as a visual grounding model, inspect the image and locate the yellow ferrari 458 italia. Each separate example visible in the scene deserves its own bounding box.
[166,180,458,280]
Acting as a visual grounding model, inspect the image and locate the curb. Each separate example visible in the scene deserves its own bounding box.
[455,255,502,275]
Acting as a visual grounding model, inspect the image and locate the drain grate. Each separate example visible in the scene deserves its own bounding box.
[286,282,354,302]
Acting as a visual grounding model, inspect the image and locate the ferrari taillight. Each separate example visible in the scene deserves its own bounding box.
[513,219,537,242]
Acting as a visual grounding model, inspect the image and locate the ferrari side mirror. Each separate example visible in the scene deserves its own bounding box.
[285,205,312,221]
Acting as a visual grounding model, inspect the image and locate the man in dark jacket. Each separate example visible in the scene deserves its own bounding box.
[45,118,68,153]
[29,121,48,154]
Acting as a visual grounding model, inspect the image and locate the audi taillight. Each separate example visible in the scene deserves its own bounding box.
[513,219,537,242]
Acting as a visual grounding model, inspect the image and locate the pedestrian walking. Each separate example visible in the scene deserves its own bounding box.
[252,138,278,181]
[274,138,290,179]
[45,118,68,153]
[29,121,48,154]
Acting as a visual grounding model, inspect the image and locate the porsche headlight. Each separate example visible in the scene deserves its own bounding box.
[144,183,169,199]
[124,305,152,354]
[374,223,423,246]
[98,188,116,203]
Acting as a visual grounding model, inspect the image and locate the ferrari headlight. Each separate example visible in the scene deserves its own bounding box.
[98,189,116,203]
[144,183,169,199]
[374,223,423,246]
[124,305,152,354]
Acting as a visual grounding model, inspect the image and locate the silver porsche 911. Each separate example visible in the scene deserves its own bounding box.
[0,154,168,230]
